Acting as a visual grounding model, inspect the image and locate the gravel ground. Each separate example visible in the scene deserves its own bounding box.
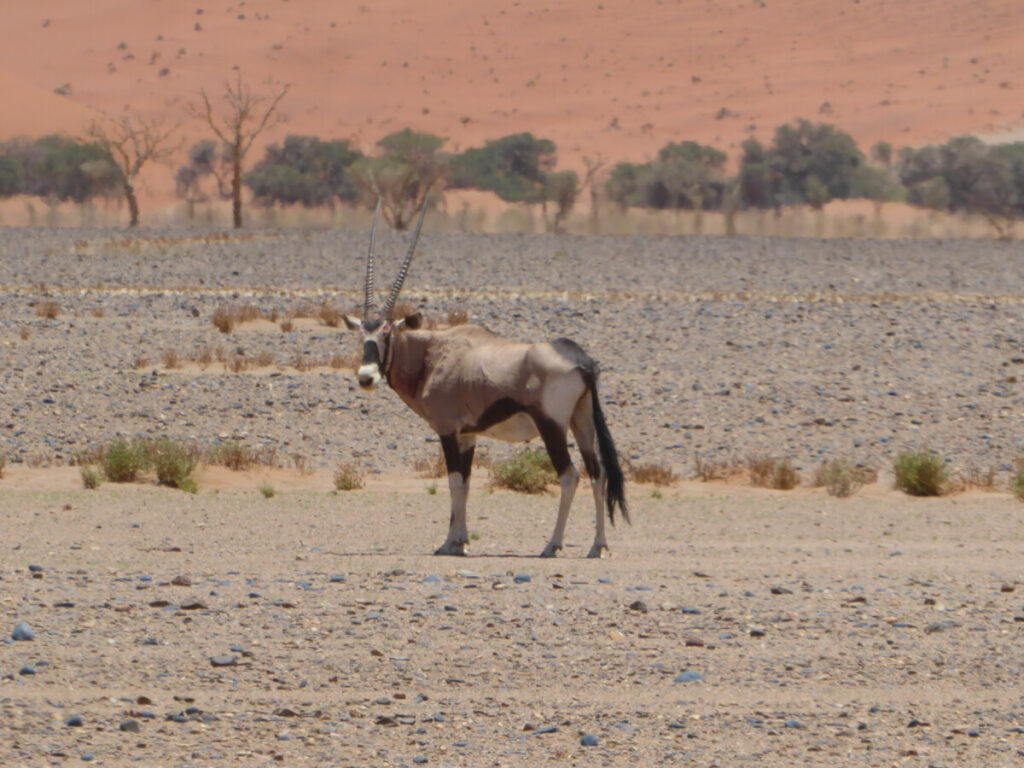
[1,477,1022,766]
[1,226,1023,766]
[1,227,1023,480]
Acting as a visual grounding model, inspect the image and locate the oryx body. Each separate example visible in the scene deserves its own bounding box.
[346,202,628,557]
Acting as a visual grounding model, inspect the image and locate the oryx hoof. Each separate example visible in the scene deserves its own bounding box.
[434,540,468,556]
[586,543,609,559]
[539,542,562,558]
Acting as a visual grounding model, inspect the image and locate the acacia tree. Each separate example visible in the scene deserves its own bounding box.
[352,129,447,229]
[190,73,289,228]
[85,114,180,226]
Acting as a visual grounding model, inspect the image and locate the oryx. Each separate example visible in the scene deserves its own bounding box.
[344,201,628,558]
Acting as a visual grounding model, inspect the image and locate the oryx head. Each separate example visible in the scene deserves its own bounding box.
[344,199,427,389]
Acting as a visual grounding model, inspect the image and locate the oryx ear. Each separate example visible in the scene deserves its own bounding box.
[401,311,423,330]
[343,315,363,331]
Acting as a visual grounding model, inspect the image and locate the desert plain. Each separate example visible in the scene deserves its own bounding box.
[0,228,1023,766]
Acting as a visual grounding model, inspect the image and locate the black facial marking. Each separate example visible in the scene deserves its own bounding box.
[363,318,383,332]
[462,398,526,435]
[361,340,381,367]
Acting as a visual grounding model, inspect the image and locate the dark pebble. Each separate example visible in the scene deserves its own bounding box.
[209,655,237,667]
[66,715,84,727]
[628,600,648,612]
[28,564,43,572]
[533,725,558,735]
[674,669,705,683]
[749,627,766,637]
[11,621,34,641]
[119,719,140,732]
[785,719,804,729]
[19,665,36,675]
[580,733,599,746]
[413,757,428,765]
[513,573,531,583]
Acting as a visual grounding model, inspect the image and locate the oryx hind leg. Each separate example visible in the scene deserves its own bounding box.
[435,433,476,556]
[535,415,579,558]
[570,392,609,559]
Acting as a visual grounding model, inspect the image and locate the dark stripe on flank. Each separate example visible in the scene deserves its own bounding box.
[462,397,526,435]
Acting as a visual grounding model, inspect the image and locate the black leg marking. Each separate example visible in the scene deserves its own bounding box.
[460,443,476,480]
[440,433,461,474]
[533,415,572,476]
[580,449,602,480]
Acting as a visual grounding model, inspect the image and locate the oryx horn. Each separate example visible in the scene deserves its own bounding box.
[380,197,429,319]
[363,198,382,319]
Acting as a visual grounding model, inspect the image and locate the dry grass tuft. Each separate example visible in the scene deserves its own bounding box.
[36,300,59,319]
[255,350,275,367]
[162,349,181,369]
[19,326,30,341]
[280,318,294,333]
[334,462,365,491]
[318,302,342,327]
[132,355,150,370]
[228,354,249,373]
[414,449,448,479]
[625,459,678,486]
[747,454,800,490]
[206,440,261,471]
[196,345,214,368]
[693,453,743,482]
[212,306,234,334]
[893,450,948,496]
[90,306,105,318]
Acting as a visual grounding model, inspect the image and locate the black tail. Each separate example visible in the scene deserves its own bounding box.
[590,380,629,526]
[550,338,628,526]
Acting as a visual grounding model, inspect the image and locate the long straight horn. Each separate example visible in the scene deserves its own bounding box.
[380,196,429,319]
[363,198,382,318]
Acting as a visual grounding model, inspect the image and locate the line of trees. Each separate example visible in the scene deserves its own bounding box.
[3,94,1024,234]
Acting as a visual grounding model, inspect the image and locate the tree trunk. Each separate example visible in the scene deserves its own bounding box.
[125,185,140,227]
[232,145,243,229]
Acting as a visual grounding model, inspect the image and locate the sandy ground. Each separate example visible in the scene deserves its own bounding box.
[2,0,1024,221]
[2,475,1023,766]
[0,228,1023,765]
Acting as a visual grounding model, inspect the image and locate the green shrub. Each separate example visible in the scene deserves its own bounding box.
[80,466,102,490]
[149,438,198,493]
[102,438,147,482]
[334,463,365,491]
[1012,471,1024,501]
[817,457,863,498]
[893,450,947,496]
[490,447,557,494]
[258,482,276,499]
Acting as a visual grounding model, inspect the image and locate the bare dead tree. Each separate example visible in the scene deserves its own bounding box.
[85,114,181,226]
[581,155,605,233]
[189,73,289,228]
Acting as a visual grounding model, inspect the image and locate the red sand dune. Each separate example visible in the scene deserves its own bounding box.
[2,0,1023,214]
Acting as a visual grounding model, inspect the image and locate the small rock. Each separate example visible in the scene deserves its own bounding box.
[171,575,192,587]
[1000,584,1015,593]
[19,665,36,675]
[11,621,34,641]
[674,669,705,683]
[119,719,140,732]
[209,655,237,667]
[628,600,648,613]
[513,573,531,584]
[749,627,766,637]
[785,719,804,729]
[533,725,558,735]
[413,757,428,765]
[580,732,599,746]
[66,715,84,727]
[684,635,704,647]
[770,586,793,595]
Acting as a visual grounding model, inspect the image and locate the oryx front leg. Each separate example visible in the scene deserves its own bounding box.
[435,434,475,556]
